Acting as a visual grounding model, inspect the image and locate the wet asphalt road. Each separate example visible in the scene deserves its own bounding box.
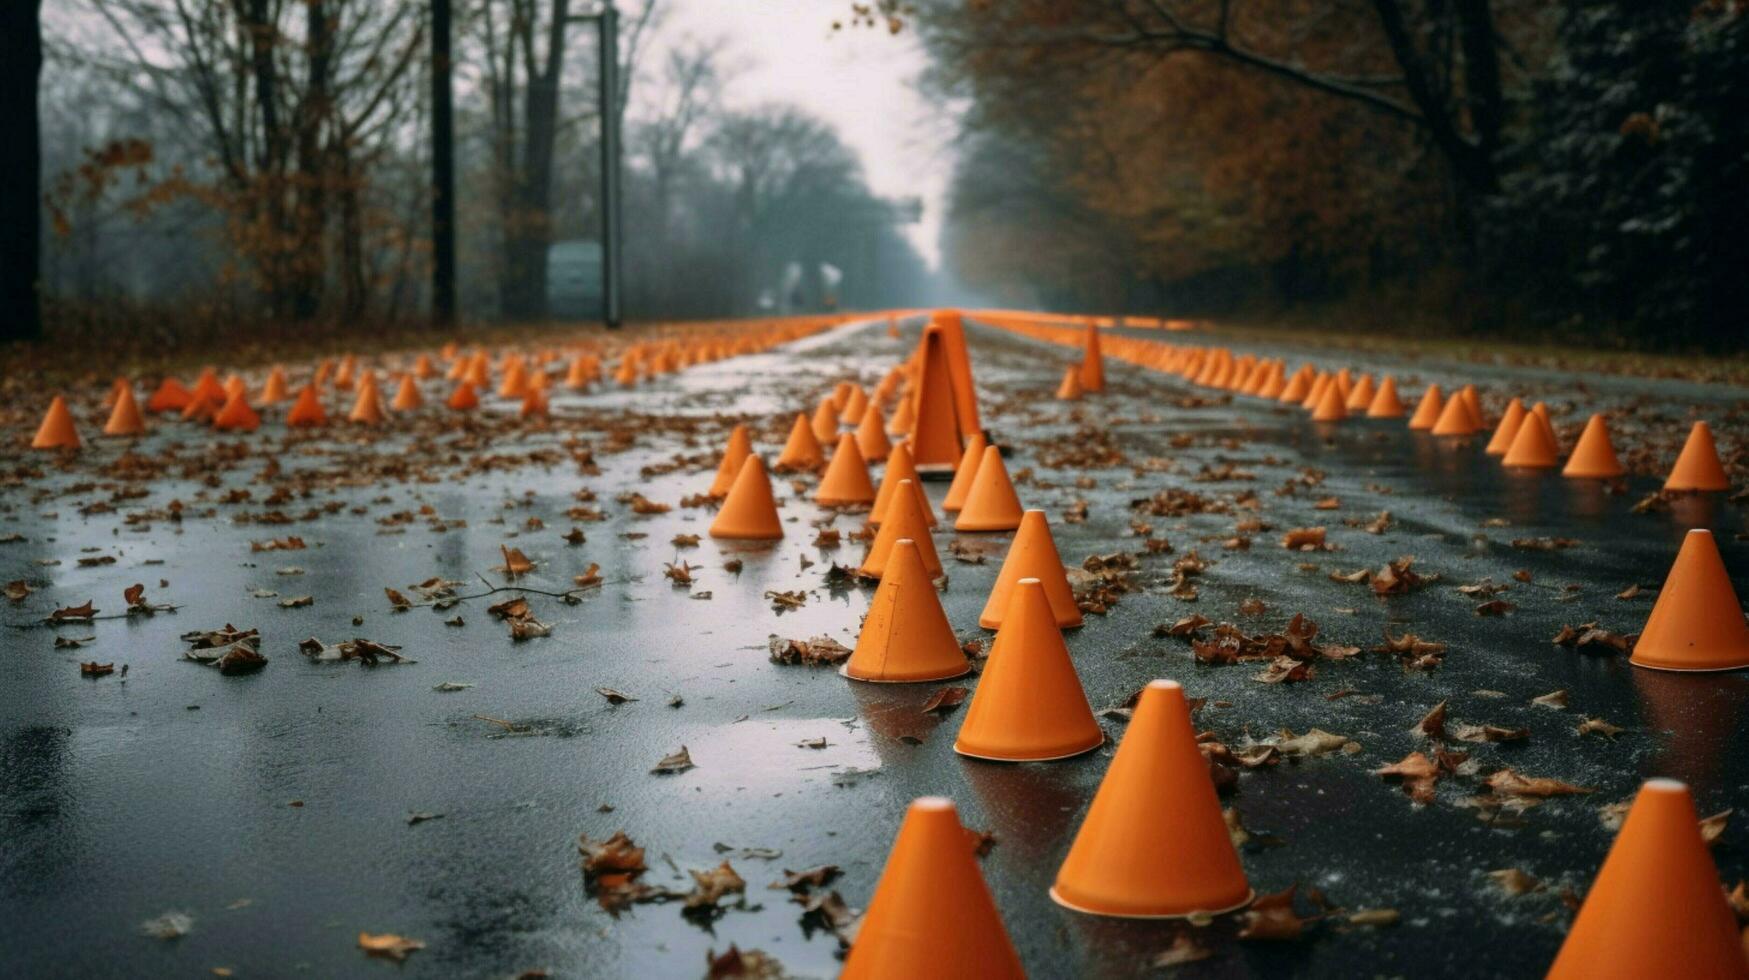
[2,316,1747,979]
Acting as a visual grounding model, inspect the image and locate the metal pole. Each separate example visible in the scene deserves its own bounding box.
[430,0,456,326]
[597,3,623,328]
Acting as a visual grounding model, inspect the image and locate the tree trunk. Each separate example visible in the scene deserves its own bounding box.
[431,0,457,325]
[501,0,570,322]
[0,0,43,342]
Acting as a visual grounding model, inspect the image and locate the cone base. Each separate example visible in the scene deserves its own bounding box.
[1629,655,1749,674]
[953,737,1104,763]
[710,528,784,541]
[1048,885,1254,921]
[1563,466,1625,480]
[955,518,1022,532]
[978,613,1082,631]
[839,663,973,684]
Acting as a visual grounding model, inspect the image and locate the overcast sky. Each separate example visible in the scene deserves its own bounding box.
[648,0,953,267]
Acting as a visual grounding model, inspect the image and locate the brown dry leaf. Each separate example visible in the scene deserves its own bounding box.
[498,546,535,577]
[651,746,695,775]
[1484,768,1594,799]
[705,945,788,979]
[596,687,638,704]
[773,865,841,892]
[573,563,603,588]
[626,493,671,515]
[1415,701,1448,740]
[768,634,851,666]
[80,661,115,677]
[664,561,697,586]
[1531,689,1569,709]
[1237,885,1310,941]
[1313,497,1340,510]
[1488,868,1543,896]
[123,583,146,607]
[487,596,531,620]
[1616,583,1643,600]
[672,533,700,548]
[1328,567,1371,584]
[4,580,30,601]
[279,595,314,608]
[1700,809,1732,846]
[1152,934,1213,967]
[1452,724,1530,743]
[1273,729,1354,757]
[682,861,746,914]
[920,687,968,714]
[579,830,648,876]
[250,536,306,552]
[1365,511,1393,534]
[562,526,587,545]
[357,932,425,962]
[1511,537,1580,551]
[1239,597,1269,616]
[1348,908,1399,927]
[1280,527,1328,551]
[50,600,98,622]
[507,617,551,641]
[1371,557,1428,596]
[1576,717,1624,739]
[1474,599,1517,617]
[764,589,807,611]
[1156,613,1211,637]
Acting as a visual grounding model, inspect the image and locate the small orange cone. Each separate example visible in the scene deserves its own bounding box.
[830,380,853,412]
[870,442,937,528]
[1663,421,1730,492]
[1430,389,1478,436]
[816,433,877,507]
[222,373,247,401]
[1460,384,1484,429]
[412,353,435,379]
[839,385,868,426]
[774,412,825,472]
[349,375,386,424]
[146,377,194,413]
[859,480,941,580]
[103,384,146,437]
[708,455,783,540]
[844,539,968,682]
[885,387,917,436]
[286,384,327,427]
[1310,377,1347,422]
[1079,320,1105,393]
[1485,397,1526,456]
[1502,404,1559,468]
[1344,373,1375,412]
[909,326,966,472]
[980,510,1081,629]
[391,373,423,411]
[1366,375,1406,418]
[1056,364,1083,401]
[1278,366,1313,404]
[190,367,226,405]
[1300,372,1331,411]
[954,579,1103,761]
[1563,414,1625,479]
[564,354,594,389]
[954,445,1023,532]
[707,424,754,498]
[1051,679,1252,918]
[212,389,260,432]
[31,396,81,450]
[1407,384,1443,430]
[839,797,1025,980]
[855,402,892,462]
[498,358,528,399]
[447,381,479,411]
[332,356,357,391]
[180,389,222,423]
[810,396,840,446]
[940,433,987,514]
[1630,529,1749,672]
[519,386,549,418]
[260,366,290,405]
[1547,779,1747,979]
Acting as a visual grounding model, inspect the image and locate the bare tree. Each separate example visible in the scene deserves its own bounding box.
[2,0,44,341]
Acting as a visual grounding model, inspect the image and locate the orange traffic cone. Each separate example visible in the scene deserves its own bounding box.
[1344,374,1375,413]
[519,386,549,418]
[816,433,877,507]
[1485,397,1526,456]
[447,380,479,411]
[1057,365,1084,401]
[190,367,226,405]
[31,395,81,450]
[810,396,840,446]
[146,377,194,413]
[1663,421,1730,492]
[871,442,937,528]
[1366,375,1406,418]
[212,389,260,432]
[860,480,941,580]
[222,373,247,402]
[1630,529,1749,672]
[1079,321,1105,393]
[954,579,1103,761]
[774,412,825,472]
[498,358,528,400]
[954,445,1023,532]
[839,797,1025,980]
[260,366,290,405]
[1310,378,1347,422]
[1563,414,1625,479]
[980,510,1081,629]
[709,455,783,540]
[1407,384,1442,430]
[287,384,326,427]
[844,539,969,682]
[1052,680,1253,918]
[180,389,222,423]
[910,327,966,473]
[1502,404,1559,468]
[1300,372,1331,412]
[564,354,594,389]
[332,356,357,391]
[349,375,386,424]
[839,385,868,426]
[103,384,146,437]
[1278,365,1313,404]
[940,433,988,514]
[885,387,917,437]
[1461,384,1484,428]
[830,380,853,412]
[708,424,754,498]
[856,403,892,463]
[1430,389,1478,436]
[930,312,984,444]
[391,373,423,411]
[1547,779,1747,979]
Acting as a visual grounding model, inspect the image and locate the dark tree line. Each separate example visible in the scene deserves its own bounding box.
[2,1,43,341]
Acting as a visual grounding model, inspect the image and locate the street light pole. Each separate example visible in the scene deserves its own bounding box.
[430,0,457,327]
[596,2,622,328]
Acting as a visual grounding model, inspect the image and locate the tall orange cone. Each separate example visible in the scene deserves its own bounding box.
[447,380,479,411]
[940,433,987,514]
[929,312,984,443]
[103,383,146,437]
[954,445,1023,532]
[1407,384,1442,430]
[870,442,937,528]
[954,579,1103,761]
[391,373,423,411]
[844,539,969,682]
[1485,397,1526,455]
[260,366,290,405]
[1057,364,1083,401]
[1663,421,1730,492]
[1366,375,1406,418]
[1430,389,1478,436]
[1547,779,1747,979]
[1310,377,1347,422]
[855,402,892,462]
[980,510,1081,629]
[286,384,327,427]
[1502,404,1559,468]
[212,389,260,431]
[909,326,966,473]
[1630,529,1749,672]
[1052,680,1252,918]
[810,396,839,446]
[709,455,783,540]
[774,412,824,472]
[839,797,1025,980]
[816,433,877,506]
[1563,414,1625,479]
[349,375,386,424]
[707,424,753,498]
[1079,320,1105,393]
[146,377,194,413]
[859,480,941,580]
[31,396,81,450]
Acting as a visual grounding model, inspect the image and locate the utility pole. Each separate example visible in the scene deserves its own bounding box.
[569,2,623,328]
[430,0,457,326]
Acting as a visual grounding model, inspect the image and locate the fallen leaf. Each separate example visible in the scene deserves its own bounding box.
[357,932,424,962]
[652,746,695,775]
[1488,868,1543,896]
